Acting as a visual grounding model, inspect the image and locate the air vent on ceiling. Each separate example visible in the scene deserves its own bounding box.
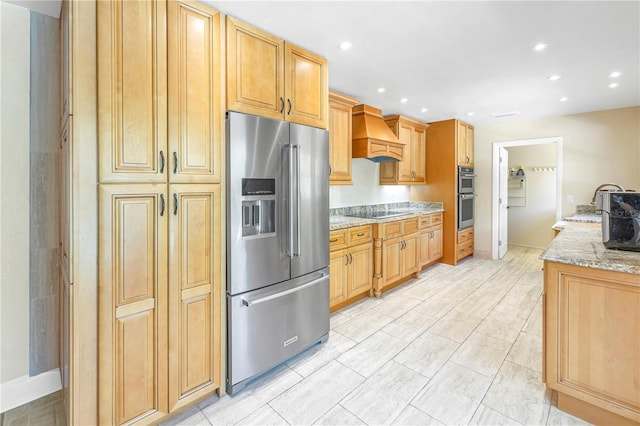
[491,111,520,118]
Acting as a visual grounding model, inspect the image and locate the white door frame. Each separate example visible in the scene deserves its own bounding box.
[491,137,563,259]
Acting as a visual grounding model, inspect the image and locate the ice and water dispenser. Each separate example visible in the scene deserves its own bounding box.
[241,178,276,238]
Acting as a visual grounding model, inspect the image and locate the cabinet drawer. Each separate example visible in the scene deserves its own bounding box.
[419,215,431,229]
[381,221,403,240]
[430,213,443,225]
[457,240,474,260]
[329,229,348,251]
[402,218,419,235]
[348,225,372,246]
[458,227,474,243]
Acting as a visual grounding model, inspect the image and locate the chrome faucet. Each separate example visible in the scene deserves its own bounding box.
[591,183,626,203]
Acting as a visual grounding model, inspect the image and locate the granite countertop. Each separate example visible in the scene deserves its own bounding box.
[540,223,640,275]
[561,213,602,223]
[330,202,444,231]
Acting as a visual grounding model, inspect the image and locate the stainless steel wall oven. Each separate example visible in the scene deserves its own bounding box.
[458,166,475,229]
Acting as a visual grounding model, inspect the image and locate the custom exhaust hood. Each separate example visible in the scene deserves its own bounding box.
[352,104,405,162]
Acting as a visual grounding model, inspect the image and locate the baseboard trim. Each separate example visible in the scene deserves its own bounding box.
[0,368,61,413]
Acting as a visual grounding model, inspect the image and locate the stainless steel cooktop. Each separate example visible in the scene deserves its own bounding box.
[344,210,412,219]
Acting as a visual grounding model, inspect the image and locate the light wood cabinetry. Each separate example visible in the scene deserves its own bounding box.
[419,213,443,267]
[226,16,328,129]
[329,225,373,311]
[328,91,359,185]
[380,116,428,184]
[372,218,420,296]
[411,119,474,265]
[457,121,474,167]
[543,261,640,425]
[60,117,72,283]
[457,227,474,261]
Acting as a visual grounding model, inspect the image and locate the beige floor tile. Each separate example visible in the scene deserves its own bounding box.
[482,361,551,426]
[506,331,542,373]
[340,361,429,425]
[469,404,523,425]
[374,293,422,319]
[338,296,384,317]
[330,311,352,329]
[161,406,211,426]
[454,291,503,319]
[333,308,395,343]
[393,331,459,378]
[200,365,302,425]
[337,331,408,377]
[314,405,365,425]
[428,310,483,343]
[286,331,356,378]
[269,361,364,425]
[522,296,543,337]
[450,332,512,377]
[546,404,593,425]
[381,307,438,343]
[390,405,443,425]
[401,280,446,301]
[236,404,289,425]
[412,362,493,425]
[475,310,526,343]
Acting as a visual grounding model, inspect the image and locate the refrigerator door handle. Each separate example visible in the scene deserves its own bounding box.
[285,144,294,258]
[292,144,301,257]
[241,272,328,307]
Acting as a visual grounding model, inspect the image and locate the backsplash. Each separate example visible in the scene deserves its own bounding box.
[575,204,597,214]
[330,201,444,216]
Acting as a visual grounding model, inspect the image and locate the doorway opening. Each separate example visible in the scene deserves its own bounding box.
[491,137,563,259]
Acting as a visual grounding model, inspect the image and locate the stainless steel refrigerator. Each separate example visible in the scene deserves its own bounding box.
[226,111,330,394]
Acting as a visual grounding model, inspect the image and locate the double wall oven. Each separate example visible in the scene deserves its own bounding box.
[458,166,475,229]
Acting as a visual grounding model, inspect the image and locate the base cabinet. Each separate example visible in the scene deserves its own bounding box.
[329,225,373,311]
[457,227,474,261]
[543,261,640,425]
[419,213,443,267]
[373,218,420,296]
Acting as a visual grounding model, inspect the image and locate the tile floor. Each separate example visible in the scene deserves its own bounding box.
[163,246,592,426]
[3,247,592,425]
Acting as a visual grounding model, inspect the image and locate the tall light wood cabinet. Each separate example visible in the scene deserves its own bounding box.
[226,16,328,129]
[380,115,428,184]
[98,0,224,423]
[328,91,359,185]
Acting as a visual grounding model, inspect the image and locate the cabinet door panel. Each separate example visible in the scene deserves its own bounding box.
[430,226,443,262]
[285,43,327,129]
[329,249,348,306]
[412,127,426,182]
[456,121,467,166]
[226,17,284,119]
[402,235,419,275]
[466,126,474,167]
[397,124,413,182]
[98,0,167,183]
[169,185,221,408]
[99,184,168,425]
[383,239,403,285]
[168,1,221,183]
[348,243,372,297]
[328,97,353,184]
[419,232,431,266]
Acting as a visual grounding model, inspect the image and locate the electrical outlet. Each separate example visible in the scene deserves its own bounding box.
[567,195,574,204]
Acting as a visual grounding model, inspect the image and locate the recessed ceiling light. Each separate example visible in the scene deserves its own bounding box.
[559,97,568,102]
[421,108,428,113]
[467,112,475,116]
[377,87,386,93]
[400,98,408,103]
[533,43,548,51]
[609,71,622,78]
[338,41,352,51]
[608,82,619,88]
[548,75,561,81]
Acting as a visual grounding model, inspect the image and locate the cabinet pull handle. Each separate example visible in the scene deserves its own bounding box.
[330,238,338,243]
[287,99,292,115]
[160,194,165,216]
[349,253,353,264]
[344,254,349,266]
[280,97,285,113]
[173,151,178,174]
[329,165,332,175]
[160,150,165,174]
[173,193,178,215]
[357,233,365,237]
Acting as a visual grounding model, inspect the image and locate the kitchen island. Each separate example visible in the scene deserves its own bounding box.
[540,224,640,425]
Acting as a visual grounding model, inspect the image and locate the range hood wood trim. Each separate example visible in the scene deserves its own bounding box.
[352,104,405,162]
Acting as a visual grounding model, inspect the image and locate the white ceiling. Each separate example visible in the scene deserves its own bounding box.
[9,0,639,126]
[208,1,640,126]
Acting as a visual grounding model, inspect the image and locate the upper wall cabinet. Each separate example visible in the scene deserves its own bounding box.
[226,16,328,129]
[98,0,222,183]
[380,115,428,185]
[329,91,359,185]
[457,121,474,167]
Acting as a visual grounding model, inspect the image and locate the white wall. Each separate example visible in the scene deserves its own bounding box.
[506,144,557,249]
[330,159,410,208]
[0,1,31,383]
[474,106,640,257]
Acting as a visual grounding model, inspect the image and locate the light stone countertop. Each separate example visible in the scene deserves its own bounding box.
[541,223,640,275]
[329,207,445,231]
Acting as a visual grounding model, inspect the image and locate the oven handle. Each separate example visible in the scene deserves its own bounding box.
[241,273,327,307]
[460,193,477,199]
